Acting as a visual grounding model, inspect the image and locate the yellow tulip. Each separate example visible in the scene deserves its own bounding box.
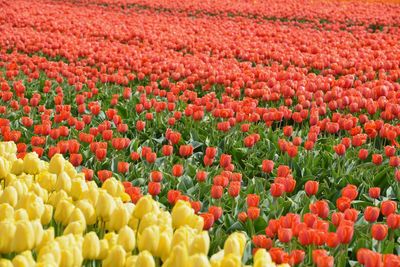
[54,199,74,225]
[37,227,55,252]
[55,172,71,193]
[171,200,194,229]
[117,225,136,252]
[138,225,160,254]
[187,214,205,232]
[64,161,78,179]
[0,220,16,254]
[41,204,53,225]
[133,195,156,219]
[163,243,189,267]
[136,250,155,267]
[14,209,29,221]
[189,231,210,255]
[98,239,109,260]
[23,152,42,174]
[59,249,74,267]
[37,171,57,191]
[125,255,138,267]
[70,178,88,200]
[30,182,48,202]
[189,254,212,267]
[138,213,158,233]
[0,203,14,220]
[0,156,11,178]
[82,232,100,259]
[31,219,45,247]
[13,220,35,252]
[10,158,24,175]
[26,195,45,220]
[80,187,99,205]
[102,245,126,267]
[221,254,242,267]
[49,154,65,174]
[104,232,118,248]
[12,251,36,267]
[157,230,172,261]
[0,186,18,207]
[224,232,246,257]
[63,221,86,235]
[0,259,13,267]
[37,241,61,265]
[171,226,195,248]
[107,204,129,231]
[68,207,86,225]
[75,200,96,225]
[47,189,68,208]
[95,190,116,221]
[254,249,274,267]
[71,246,83,267]
[102,177,120,197]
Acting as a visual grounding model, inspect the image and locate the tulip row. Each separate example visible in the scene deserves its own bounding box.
[0,141,286,267]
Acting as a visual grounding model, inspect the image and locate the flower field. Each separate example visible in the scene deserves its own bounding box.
[0,0,400,266]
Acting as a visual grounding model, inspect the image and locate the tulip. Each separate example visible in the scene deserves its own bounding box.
[172,200,195,228]
[224,232,245,257]
[23,152,42,174]
[95,190,116,221]
[13,220,35,252]
[364,206,380,223]
[381,200,397,216]
[0,186,18,207]
[117,225,136,252]
[102,245,126,267]
[189,231,210,255]
[371,224,388,241]
[136,251,155,267]
[82,232,100,259]
[221,254,242,267]
[163,243,189,267]
[49,154,65,174]
[305,180,319,196]
[138,225,160,254]
[134,195,157,219]
[0,220,16,254]
[189,255,211,267]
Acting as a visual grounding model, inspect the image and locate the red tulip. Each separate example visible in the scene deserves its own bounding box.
[371,224,388,241]
[247,207,260,220]
[148,182,161,196]
[262,159,274,173]
[305,181,319,196]
[172,164,184,177]
[277,228,292,243]
[381,200,397,217]
[310,200,329,219]
[364,206,380,223]
[369,187,381,199]
[247,194,260,207]
[211,185,223,199]
[200,213,214,230]
[117,162,129,174]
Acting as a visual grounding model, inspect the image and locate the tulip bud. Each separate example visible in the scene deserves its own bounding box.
[41,204,53,225]
[55,172,72,193]
[138,225,160,254]
[0,220,16,254]
[254,249,273,267]
[117,225,136,252]
[70,178,88,200]
[0,259,12,267]
[0,156,11,179]
[63,221,86,235]
[157,231,172,261]
[0,203,14,220]
[102,245,126,267]
[82,232,100,259]
[189,254,211,267]
[31,219,44,247]
[49,154,65,174]
[189,231,210,255]
[13,220,35,252]
[37,172,57,192]
[224,232,246,257]
[95,190,116,221]
[171,200,195,229]
[134,195,158,219]
[107,205,129,231]
[10,158,24,175]
[221,254,242,267]
[36,228,55,252]
[23,152,42,174]
[12,251,36,267]
[163,243,189,267]
[98,239,109,260]
[54,199,74,225]
[0,186,18,207]
[75,200,96,225]
[136,251,156,267]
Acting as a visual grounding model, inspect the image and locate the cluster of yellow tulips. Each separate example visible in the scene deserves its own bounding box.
[0,142,286,267]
